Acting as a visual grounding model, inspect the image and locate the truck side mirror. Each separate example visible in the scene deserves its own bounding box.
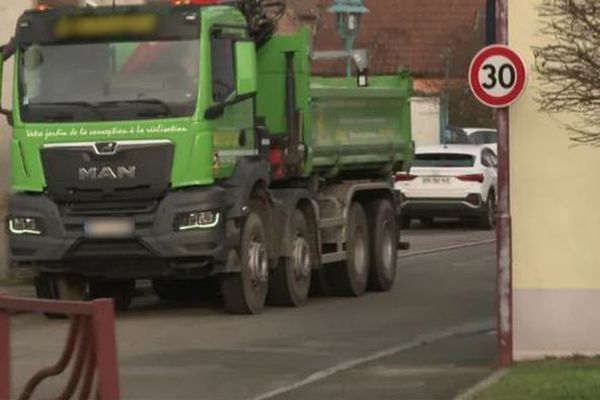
[235,41,257,97]
[0,40,15,126]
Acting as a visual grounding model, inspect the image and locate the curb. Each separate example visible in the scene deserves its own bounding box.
[453,368,509,400]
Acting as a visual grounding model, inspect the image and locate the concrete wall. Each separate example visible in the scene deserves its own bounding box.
[411,97,441,148]
[0,2,32,278]
[510,0,600,359]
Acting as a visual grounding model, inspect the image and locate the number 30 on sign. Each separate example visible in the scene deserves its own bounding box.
[469,45,528,108]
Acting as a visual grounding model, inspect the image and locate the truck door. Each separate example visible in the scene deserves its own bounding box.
[210,30,256,179]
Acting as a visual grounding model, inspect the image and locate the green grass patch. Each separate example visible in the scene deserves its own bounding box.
[475,358,600,400]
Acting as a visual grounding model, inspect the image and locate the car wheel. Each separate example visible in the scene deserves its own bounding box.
[478,193,496,230]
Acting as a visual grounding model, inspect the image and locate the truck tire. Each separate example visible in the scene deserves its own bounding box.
[268,210,312,307]
[89,279,135,311]
[327,202,370,297]
[35,273,86,301]
[152,279,219,304]
[152,279,190,303]
[35,273,87,319]
[367,199,398,292]
[221,207,270,314]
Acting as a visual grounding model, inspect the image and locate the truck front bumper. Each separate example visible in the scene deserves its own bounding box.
[8,189,241,279]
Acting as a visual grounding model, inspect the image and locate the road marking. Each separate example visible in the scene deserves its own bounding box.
[245,319,494,400]
[400,239,496,259]
[453,369,509,400]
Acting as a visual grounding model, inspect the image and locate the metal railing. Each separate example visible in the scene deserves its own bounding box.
[0,295,120,400]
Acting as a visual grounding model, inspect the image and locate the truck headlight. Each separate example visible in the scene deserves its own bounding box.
[7,217,43,235]
[175,211,220,231]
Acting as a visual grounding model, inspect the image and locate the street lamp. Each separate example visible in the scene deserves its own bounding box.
[328,0,369,77]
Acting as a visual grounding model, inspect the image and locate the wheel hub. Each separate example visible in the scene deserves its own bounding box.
[381,221,394,278]
[353,228,367,276]
[248,236,269,286]
[292,237,311,280]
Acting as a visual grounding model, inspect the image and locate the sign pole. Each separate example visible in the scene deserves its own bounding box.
[495,0,513,368]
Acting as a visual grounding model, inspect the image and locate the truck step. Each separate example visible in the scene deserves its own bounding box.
[319,217,345,229]
[321,252,347,265]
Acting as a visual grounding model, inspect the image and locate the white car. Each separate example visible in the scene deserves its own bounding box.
[463,127,497,152]
[395,145,498,230]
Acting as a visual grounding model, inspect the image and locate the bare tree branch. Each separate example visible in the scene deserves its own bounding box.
[535,0,600,145]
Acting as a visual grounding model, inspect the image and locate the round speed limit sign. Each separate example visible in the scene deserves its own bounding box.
[469,45,527,108]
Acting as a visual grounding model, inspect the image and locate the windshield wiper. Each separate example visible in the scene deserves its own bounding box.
[98,99,174,117]
[31,102,106,121]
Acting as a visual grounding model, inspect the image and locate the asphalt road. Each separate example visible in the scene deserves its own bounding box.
[5,227,497,400]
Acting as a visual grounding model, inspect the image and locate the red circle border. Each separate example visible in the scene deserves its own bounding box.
[469,45,527,108]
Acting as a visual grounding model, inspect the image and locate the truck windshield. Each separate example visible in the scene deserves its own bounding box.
[19,40,199,123]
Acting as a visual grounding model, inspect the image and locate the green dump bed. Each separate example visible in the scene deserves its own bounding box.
[310,75,413,177]
[257,30,413,179]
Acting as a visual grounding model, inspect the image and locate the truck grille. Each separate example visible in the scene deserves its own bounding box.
[68,240,154,259]
[41,140,174,203]
[61,199,159,216]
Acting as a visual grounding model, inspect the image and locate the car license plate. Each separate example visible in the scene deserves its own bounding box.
[423,177,451,184]
[84,219,135,238]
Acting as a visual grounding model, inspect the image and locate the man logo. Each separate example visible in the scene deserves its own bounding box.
[94,142,118,154]
[78,166,136,180]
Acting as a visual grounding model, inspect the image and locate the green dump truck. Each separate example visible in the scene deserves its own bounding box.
[0,0,413,314]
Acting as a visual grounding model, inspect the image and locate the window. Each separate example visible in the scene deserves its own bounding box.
[481,149,497,168]
[19,40,200,122]
[211,34,236,103]
[413,153,475,168]
[468,130,498,145]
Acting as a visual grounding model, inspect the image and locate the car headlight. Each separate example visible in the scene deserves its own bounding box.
[175,211,220,231]
[7,217,43,235]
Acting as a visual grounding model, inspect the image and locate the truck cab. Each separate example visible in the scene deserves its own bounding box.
[0,1,413,314]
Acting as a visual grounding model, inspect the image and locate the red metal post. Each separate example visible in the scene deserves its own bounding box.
[495,0,513,367]
[92,299,121,400]
[0,295,10,400]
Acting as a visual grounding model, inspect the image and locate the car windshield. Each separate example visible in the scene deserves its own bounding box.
[413,153,475,167]
[19,40,199,122]
[468,130,497,144]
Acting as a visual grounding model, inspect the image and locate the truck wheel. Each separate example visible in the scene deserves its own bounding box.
[478,194,496,230]
[35,273,87,319]
[152,279,190,303]
[221,209,270,314]
[152,279,219,304]
[268,210,312,307]
[35,272,87,300]
[327,202,370,297]
[89,279,135,311]
[367,199,398,292]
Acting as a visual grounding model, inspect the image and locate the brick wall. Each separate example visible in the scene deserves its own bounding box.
[312,0,486,78]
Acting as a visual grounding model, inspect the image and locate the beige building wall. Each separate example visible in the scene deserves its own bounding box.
[510,0,600,359]
[0,2,32,278]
